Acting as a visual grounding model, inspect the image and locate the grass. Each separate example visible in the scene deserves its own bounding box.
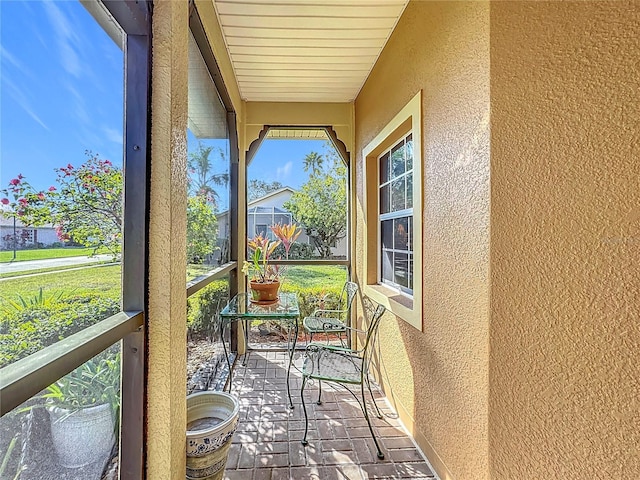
[0,263,346,306]
[283,265,347,289]
[187,263,218,282]
[0,264,122,302]
[0,261,115,280]
[0,247,105,263]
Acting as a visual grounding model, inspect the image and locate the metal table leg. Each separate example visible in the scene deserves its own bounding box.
[221,320,233,393]
[242,317,250,366]
[286,318,298,409]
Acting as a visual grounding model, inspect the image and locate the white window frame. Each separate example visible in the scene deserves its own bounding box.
[363,91,423,331]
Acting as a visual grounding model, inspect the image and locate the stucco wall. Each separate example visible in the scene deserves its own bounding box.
[354,2,490,479]
[489,2,640,478]
[147,1,189,478]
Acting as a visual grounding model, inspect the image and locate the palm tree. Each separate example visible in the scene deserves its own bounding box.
[302,152,324,175]
[188,144,229,208]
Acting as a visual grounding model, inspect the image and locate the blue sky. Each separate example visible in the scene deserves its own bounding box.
[1,1,331,207]
[1,0,124,192]
[248,139,327,191]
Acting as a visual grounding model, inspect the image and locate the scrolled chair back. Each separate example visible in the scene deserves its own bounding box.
[338,281,359,320]
[360,298,386,376]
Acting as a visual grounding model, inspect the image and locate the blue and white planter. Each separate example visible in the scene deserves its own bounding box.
[186,391,240,480]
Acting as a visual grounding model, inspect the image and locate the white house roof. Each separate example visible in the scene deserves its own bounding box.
[212,0,409,102]
[218,186,295,217]
[0,214,55,229]
[247,186,294,206]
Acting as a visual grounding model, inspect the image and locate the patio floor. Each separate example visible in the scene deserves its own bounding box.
[222,350,437,480]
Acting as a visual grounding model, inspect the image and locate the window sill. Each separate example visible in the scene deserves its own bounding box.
[363,284,421,331]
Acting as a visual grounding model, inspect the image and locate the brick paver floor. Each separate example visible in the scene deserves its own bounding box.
[223,350,437,480]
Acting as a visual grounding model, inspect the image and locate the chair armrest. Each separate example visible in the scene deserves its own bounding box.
[305,342,363,356]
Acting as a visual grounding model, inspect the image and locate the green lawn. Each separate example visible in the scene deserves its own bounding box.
[0,263,346,305]
[283,265,347,289]
[0,264,122,302]
[0,247,103,263]
[0,261,115,280]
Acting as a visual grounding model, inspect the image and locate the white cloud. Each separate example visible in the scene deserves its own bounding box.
[103,126,123,144]
[1,76,49,131]
[276,161,293,181]
[42,1,82,77]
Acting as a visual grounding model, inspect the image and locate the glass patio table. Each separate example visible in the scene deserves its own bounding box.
[219,292,299,409]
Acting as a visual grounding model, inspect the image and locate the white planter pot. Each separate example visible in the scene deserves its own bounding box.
[48,403,115,468]
[186,391,240,480]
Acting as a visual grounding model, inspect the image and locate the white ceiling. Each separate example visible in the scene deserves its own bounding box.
[212,0,409,103]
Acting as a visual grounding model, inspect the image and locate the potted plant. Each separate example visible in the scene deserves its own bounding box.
[39,351,120,468]
[242,223,300,304]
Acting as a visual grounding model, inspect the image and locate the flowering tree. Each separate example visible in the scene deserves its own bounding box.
[1,152,123,256]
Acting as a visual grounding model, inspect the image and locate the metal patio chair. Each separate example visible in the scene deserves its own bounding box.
[300,300,387,459]
[302,281,359,344]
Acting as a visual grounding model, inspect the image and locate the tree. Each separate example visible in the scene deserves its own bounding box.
[1,174,47,258]
[284,164,347,258]
[188,143,229,208]
[187,196,219,263]
[2,152,123,256]
[302,152,324,175]
[248,179,284,202]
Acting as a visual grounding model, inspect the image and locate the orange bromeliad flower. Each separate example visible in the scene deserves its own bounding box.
[271,223,301,259]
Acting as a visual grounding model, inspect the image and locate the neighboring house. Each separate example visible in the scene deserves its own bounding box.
[0,214,59,249]
[217,187,347,258]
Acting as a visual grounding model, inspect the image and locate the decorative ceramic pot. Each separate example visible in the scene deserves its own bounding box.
[249,280,280,303]
[48,403,115,468]
[186,391,240,480]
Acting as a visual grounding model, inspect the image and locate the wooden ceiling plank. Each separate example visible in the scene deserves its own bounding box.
[223,26,391,39]
[231,54,377,63]
[234,63,370,71]
[226,37,386,48]
[228,45,382,56]
[217,0,406,5]
[219,15,397,30]
[215,3,405,18]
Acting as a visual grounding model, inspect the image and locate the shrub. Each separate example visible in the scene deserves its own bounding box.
[272,242,316,260]
[0,294,119,367]
[280,284,342,319]
[187,280,229,340]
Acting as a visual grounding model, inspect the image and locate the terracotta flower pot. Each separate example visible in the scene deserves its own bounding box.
[249,280,280,303]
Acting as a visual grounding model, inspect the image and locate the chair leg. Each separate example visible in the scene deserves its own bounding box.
[301,376,310,446]
[360,381,384,459]
[366,375,383,419]
[316,380,322,405]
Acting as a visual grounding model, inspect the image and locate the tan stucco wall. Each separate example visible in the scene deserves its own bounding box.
[243,102,353,155]
[354,2,491,479]
[147,1,189,478]
[489,2,640,478]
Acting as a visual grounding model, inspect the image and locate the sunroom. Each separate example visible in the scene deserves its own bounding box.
[0,1,637,480]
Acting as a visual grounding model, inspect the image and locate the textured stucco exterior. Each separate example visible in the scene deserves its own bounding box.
[141,0,639,478]
[489,2,640,478]
[354,2,491,479]
[147,1,189,478]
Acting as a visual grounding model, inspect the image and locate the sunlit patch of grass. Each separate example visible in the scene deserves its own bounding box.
[0,247,107,263]
[0,264,122,303]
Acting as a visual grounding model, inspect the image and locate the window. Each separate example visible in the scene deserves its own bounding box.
[363,91,422,330]
[379,134,413,295]
[0,1,149,477]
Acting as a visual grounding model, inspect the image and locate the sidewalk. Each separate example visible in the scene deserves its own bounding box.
[0,255,113,275]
